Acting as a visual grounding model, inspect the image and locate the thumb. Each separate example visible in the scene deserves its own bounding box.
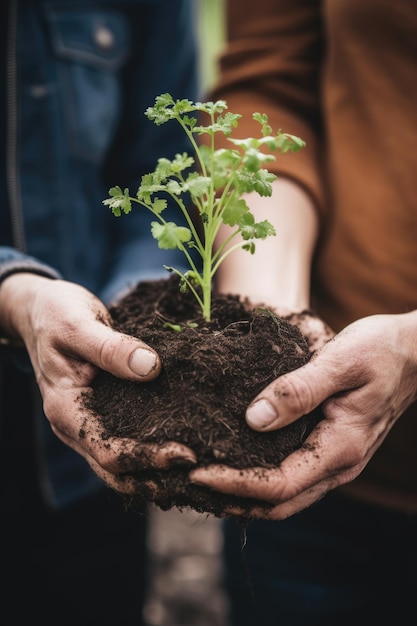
[77,325,161,382]
[245,342,347,431]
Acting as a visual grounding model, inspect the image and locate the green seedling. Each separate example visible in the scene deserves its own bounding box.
[104,93,305,322]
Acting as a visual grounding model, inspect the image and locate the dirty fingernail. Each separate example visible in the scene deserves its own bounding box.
[129,348,158,377]
[246,398,277,429]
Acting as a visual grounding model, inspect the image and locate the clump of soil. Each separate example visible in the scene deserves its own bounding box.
[85,275,322,518]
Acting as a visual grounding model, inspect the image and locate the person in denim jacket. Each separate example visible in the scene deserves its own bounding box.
[0,1,198,623]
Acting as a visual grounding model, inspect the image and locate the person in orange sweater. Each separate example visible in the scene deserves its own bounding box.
[190,0,417,623]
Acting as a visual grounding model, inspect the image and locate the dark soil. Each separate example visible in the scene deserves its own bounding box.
[85,275,323,518]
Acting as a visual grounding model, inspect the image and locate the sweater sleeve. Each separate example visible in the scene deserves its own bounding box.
[207,0,325,217]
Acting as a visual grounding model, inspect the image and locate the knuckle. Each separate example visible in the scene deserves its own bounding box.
[272,372,315,416]
[97,335,120,369]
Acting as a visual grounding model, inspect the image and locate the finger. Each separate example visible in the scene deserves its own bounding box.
[47,389,197,472]
[79,453,139,494]
[190,420,365,503]
[53,422,197,500]
[62,322,162,382]
[143,442,197,469]
[245,339,363,431]
[223,476,337,521]
[53,420,196,471]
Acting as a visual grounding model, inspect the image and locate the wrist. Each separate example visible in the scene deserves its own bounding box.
[399,310,417,365]
[0,272,55,343]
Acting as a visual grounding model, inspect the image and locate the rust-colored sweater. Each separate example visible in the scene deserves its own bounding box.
[208,0,417,512]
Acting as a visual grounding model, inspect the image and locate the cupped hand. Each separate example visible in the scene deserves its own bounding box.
[190,311,417,519]
[0,274,196,491]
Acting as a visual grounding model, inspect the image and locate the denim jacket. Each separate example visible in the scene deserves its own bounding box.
[0,0,199,507]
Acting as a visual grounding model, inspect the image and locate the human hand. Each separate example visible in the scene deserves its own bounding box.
[190,311,417,519]
[0,274,196,491]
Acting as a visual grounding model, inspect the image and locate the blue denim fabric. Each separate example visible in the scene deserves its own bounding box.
[0,0,199,507]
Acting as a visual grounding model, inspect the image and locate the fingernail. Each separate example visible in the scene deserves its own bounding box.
[129,348,158,377]
[246,398,277,429]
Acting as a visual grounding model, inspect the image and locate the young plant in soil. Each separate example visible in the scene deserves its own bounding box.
[104,93,304,323]
[86,94,323,518]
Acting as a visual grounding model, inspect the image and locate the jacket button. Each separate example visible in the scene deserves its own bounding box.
[94,25,115,50]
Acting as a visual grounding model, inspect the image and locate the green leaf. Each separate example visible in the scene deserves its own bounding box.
[185,173,211,199]
[103,186,132,216]
[242,242,256,254]
[242,148,276,173]
[222,198,250,227]
[253,170,277,196]
[195,111,242,137]
[163,322,183,332]
[151,221,192,249]
[254,219,276,239]
[235,168,276,196]
[253,112,272,136]
[150,198,167,215]
[275,133,306,153]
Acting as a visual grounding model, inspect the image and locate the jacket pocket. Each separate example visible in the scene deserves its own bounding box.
[46,9,132,162]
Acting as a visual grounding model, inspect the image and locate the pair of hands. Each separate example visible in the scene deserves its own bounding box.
[2,273,417,520]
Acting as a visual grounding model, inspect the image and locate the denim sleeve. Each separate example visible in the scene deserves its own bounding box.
[0,246,61,285]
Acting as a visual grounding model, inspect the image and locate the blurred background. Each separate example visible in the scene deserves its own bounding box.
[143,3,230,626]
[144,506,230,626]
[197,0,225,95]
